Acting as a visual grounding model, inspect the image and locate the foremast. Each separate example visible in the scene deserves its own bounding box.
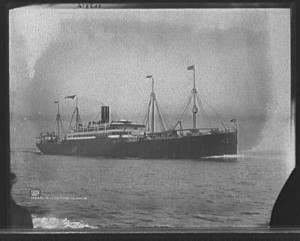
[75,96,79,132]
[54,100,65,138]
[65,94,81,132]
[145,75,165,133]
[188,65,198,130]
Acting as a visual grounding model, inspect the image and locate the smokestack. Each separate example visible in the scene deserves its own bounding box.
[101,106,109,123]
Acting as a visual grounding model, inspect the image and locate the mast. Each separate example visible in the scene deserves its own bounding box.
[55,100,60,137]
[57,101,60,137]
[188,65,198,130]
[146,75,155,133]
[65,94,77,131]
[75,96,79,132]
[145,75,166,133]
[151,76,155,133]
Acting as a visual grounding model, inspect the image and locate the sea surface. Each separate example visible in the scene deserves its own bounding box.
[10,149,290,230]
[10,116,294,229]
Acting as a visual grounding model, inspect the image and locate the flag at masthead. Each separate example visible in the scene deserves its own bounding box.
[187,65,194,71]
[65,95,76,99]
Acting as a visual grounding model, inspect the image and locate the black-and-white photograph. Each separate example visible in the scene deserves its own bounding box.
[9,5,293,229]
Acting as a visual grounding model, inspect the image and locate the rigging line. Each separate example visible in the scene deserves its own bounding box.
[111,112,120,121]
[139,99,150,124]
[198,95,222,129]
[199,93,228,124]
[77,111,82,124]
[176,94,192,127]
[68,109,76,130]
[143,99,152,130]
[180,94,193,121]
[173,96,188,125]
[52,119,57,136]
[196,95,205,128]
[155,100,165,132]
[59,118,66,136]
[155,100,171,130]
[135,109,144,124]
[195,83,228,125]
[196,94,209,128]
[144,111,149,131]
[143,99,151,125]
[142,99,149,124]
[173,94,193,128]
[94,110,101,122]
[53,113,60,135]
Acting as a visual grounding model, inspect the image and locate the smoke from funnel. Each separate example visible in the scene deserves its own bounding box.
[10,8,61,79]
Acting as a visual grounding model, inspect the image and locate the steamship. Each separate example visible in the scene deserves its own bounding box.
[36,66,237,158]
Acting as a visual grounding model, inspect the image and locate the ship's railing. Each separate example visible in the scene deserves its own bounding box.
[36,132,60,144]
[73,122,145,134]
[36,136,60,144]
[138,127,235,141]
[69,129,127,136]
[172,127,235,135]
[35,136,41,144]
[145,128,213,137]
[75,124,107,133]
[66,128,145,139]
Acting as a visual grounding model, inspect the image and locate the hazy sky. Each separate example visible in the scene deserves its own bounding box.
[9,7,290,123]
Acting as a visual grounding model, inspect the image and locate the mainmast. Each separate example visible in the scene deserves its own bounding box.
[151,77,155,133]
[75,96,79,132]
[146,75,156,133]
[188,65,198,130]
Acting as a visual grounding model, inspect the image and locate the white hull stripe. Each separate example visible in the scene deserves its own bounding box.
[66,136,96,140]
[108,135,133,138]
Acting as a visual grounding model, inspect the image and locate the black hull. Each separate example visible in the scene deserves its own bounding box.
[36,132,237,159]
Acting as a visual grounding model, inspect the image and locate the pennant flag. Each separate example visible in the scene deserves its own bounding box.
[146,75,152,78]
[65,95,76,99]
[54,100,59,103]
[187,65,194,71]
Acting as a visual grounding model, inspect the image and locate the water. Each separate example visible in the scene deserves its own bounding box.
[10,149,288,229]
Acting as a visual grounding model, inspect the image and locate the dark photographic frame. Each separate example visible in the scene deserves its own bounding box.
[1,1,299,240]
